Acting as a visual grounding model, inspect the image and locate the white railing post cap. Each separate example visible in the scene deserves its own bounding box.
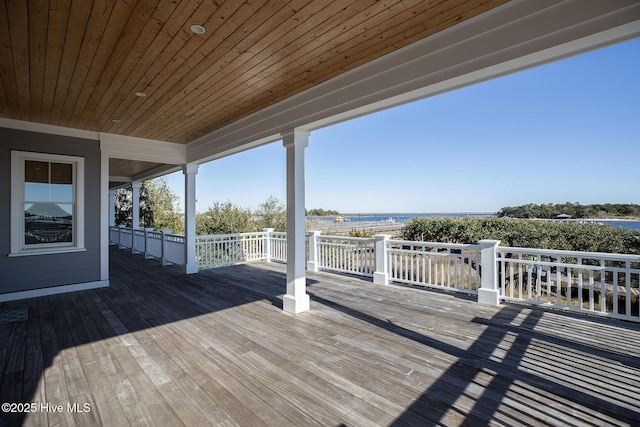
[478,239,500,247]
[373,233,391,240]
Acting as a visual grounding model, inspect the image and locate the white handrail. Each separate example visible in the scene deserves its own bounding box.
[316,235,375,276]
[387,240,480,294]
[196,232,267,269]
[498,246,640,322]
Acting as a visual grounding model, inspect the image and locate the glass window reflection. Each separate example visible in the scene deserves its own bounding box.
[23,160,75,246]
[24,161,74,202]
[24,203,73,244]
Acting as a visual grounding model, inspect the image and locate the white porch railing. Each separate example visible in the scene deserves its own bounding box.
[388,240,480,294]
[268,231,288,263]
[497,247,640,321]
[132,229,146,253]
[145,230,163,259]
[109,226,185,266]
[165,234,186,266]
[316,235,375,276]
[118,227,132,249]
[195,232,266,269]
[109,226,640,322]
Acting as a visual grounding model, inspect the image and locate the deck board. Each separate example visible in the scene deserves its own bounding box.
[2,246,640,426]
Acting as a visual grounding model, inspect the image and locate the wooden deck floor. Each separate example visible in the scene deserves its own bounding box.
[2,246,640,426]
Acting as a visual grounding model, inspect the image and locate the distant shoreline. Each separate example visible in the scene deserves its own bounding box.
[308,214,640,220]
[562,217,640,222]
[339,212,495,216]
[530,217,640,222]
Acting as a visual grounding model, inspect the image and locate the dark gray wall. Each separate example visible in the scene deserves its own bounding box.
[0,128,101,294]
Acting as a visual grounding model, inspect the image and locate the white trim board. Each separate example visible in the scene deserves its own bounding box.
[0,119,187,165]
[0,280,109,303]
[0,117,99,140]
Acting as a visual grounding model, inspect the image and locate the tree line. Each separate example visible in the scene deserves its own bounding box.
[115,179,345,235]
[496,203,640,219]
[196,196,286,235]
[114,178,183,233]
[114,179,290,235]
[402,216,640,254]
[306,208,340,216]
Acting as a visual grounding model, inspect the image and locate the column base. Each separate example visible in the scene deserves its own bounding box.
[283,294,310,314]
[306,261,319,272]
[478,288,501,305]
[373,272,389,285]
[184,262,199,274]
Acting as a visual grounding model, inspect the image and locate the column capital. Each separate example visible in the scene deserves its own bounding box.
[131,181,142,191]
[281,129,309,148]
[182,163,199,175]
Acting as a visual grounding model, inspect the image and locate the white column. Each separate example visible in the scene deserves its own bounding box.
[183,163,199,274]
[131,181,141,254]
[131,181,141,230]
[478,239,501,305]
[108,190,116,227]
[100,152,110,283]
[282,130,310,314]
[373,234,391,284]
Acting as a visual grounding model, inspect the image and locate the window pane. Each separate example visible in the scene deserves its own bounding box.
[24,203,73,244]
[25,182,50,201]
[25,161,49,183]
[51,163,72,184]
[24,161,74,202]
[51,183,73,202]
[50,163,73,201]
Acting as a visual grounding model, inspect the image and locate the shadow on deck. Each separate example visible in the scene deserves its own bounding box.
[1,246,639,426]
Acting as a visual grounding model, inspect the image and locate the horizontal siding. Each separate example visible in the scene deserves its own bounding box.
[0,127,101,293]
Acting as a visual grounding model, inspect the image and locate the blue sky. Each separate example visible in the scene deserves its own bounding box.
[164,37,640,214]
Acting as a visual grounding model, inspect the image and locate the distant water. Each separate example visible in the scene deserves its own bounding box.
[308,213,491,223]
[307,213,640,231]
[601,220,640,231]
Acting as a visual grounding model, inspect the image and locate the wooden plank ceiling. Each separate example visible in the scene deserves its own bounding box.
[0,0,508,145]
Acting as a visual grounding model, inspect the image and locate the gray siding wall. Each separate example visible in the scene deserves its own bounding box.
[0,128,101,293]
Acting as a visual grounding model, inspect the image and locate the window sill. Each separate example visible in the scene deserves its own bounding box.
[8,247,87,257]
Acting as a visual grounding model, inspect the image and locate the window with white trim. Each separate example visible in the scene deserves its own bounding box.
[10,151,85,256]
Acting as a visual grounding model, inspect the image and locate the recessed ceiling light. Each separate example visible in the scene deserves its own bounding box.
[135,92,146,97]
[190,24,206,35]
[112,119,120,123]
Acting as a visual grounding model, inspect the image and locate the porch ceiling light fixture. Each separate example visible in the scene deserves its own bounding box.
[111,119,120,123]
[190,24,206,35]
[135,92,146,97]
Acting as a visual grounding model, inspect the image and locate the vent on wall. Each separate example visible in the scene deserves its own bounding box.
[0,308,28,325]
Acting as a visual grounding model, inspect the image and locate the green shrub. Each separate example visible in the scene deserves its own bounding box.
[402,217,640,254]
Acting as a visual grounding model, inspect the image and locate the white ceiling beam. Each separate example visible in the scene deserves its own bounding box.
[100,132,186,164]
